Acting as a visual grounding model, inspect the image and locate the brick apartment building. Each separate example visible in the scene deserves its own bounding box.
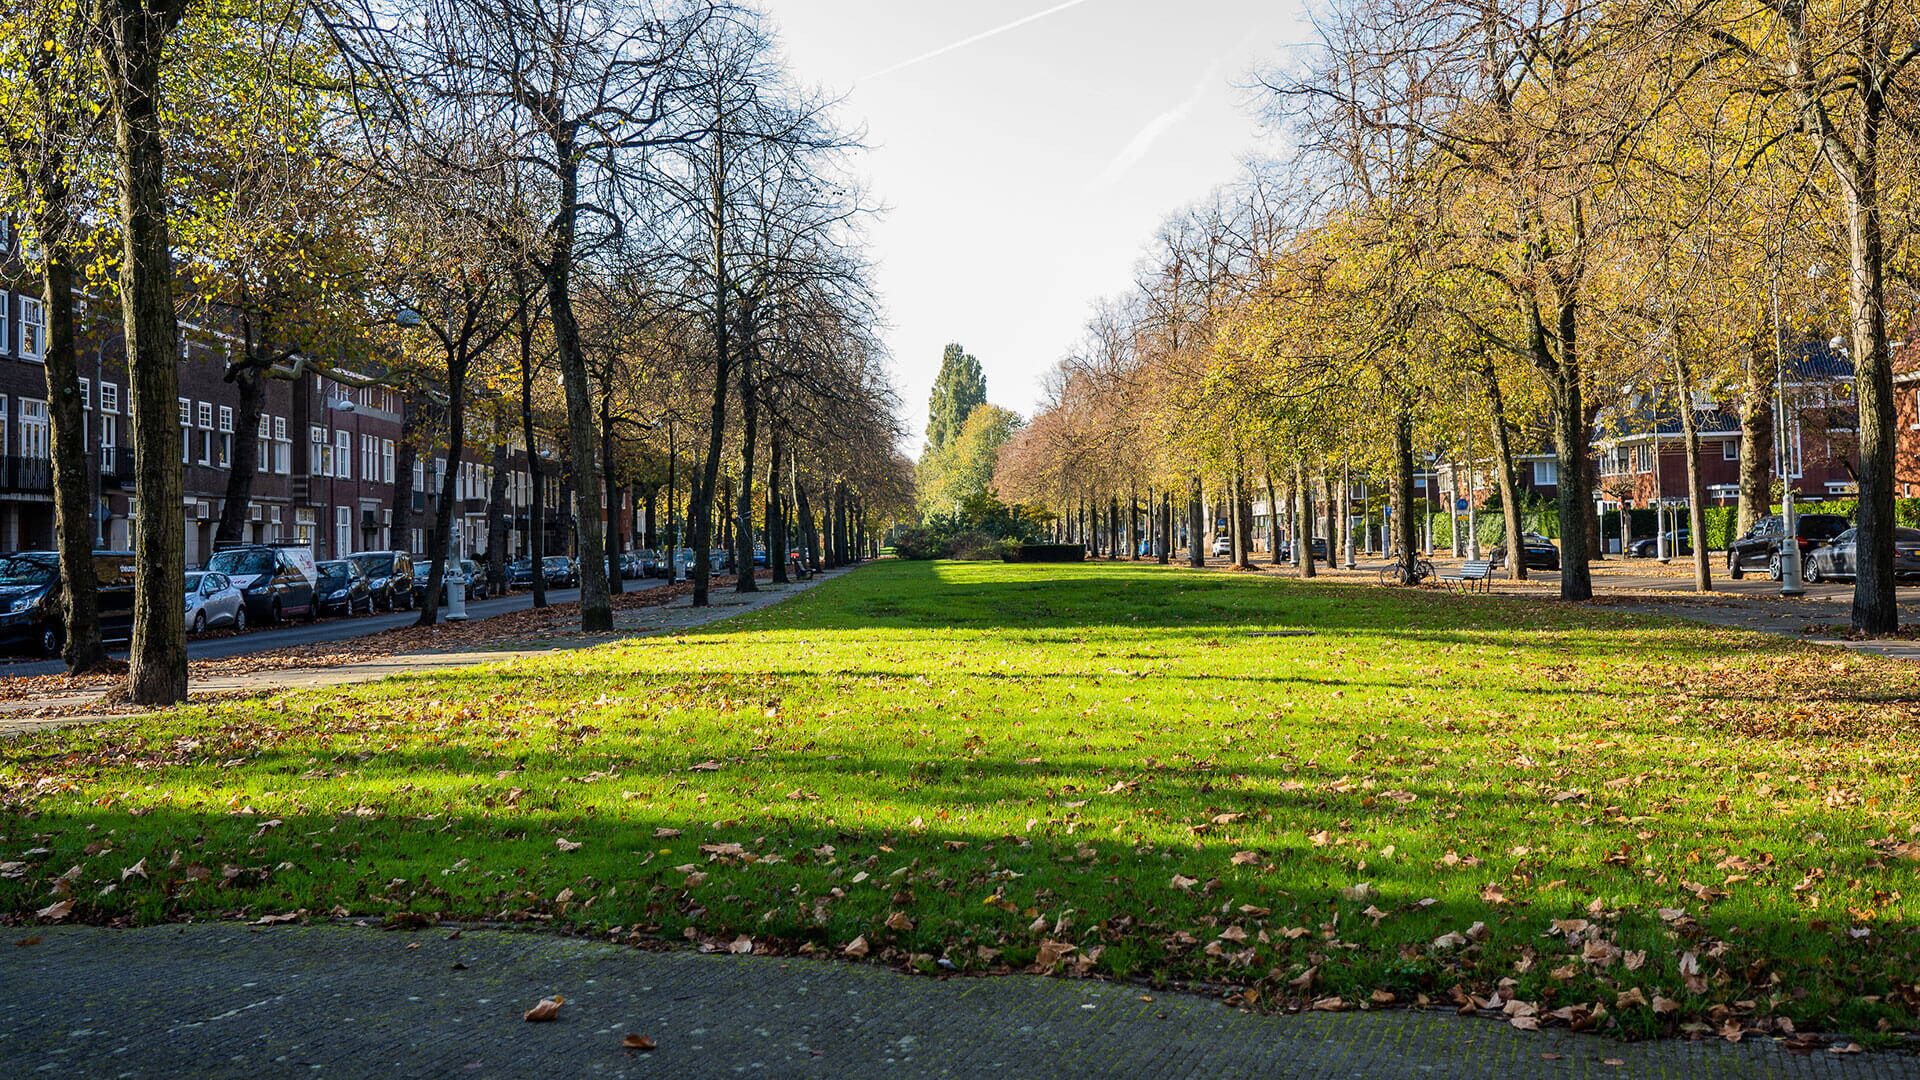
[0,279,591,567]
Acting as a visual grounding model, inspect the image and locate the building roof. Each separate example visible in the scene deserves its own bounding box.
[1595,401,1742,442]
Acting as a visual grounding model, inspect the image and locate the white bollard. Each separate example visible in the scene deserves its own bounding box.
[445,566,469,621]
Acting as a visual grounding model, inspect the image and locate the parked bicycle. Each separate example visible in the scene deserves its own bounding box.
[1377,556,1438,587]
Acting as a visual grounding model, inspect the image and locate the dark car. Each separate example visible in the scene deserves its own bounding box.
[1277,538,1330,561]
[206,544,319,625]
[1490,532,1561,571]
[1728,513,1851,580]
[634,549,663,577]
[313,559,375,617]
[345,550,416,611]
[0,551,137,657]
[507,558,535,588]
[459,559,492,600]
[1628,530,1692,559]
[752,545,769,568]
[1805,526,1920,583]
[542,555,579,587]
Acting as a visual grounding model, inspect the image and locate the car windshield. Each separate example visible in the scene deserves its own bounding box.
[206,549,274,577]
[184,572,205,593]
[543,557,569,568]
[1800,516,1850,540]
[318,563,352,584]
[1896,528,1920,543]
[0,554,58,587]
[348,554,393,576]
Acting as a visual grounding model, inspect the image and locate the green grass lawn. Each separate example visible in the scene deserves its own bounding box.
[6,560,1919,1039]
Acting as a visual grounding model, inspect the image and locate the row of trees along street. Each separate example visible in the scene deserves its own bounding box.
[0,0,911,702]
[993,0,1919,634]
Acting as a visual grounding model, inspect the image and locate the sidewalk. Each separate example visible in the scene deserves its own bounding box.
[1,924,1907,1079]
[0,568,855,737]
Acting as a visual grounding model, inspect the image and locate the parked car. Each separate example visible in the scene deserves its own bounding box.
[311,560,375,617]
[542,555,579,587]
[752,545,769,568]
[1805,526,1920,583]
[1628,530,1692,558]
[458,559,492,600]
[1728,513,1851,580]
[206,544,319,625]
[184,570,246,633]
[1277,538,1330,561]
[0,551,137,657]
[634,548,664,577]
[345,551,416,611]
[1210,535,1231,557]
[1490,532,1562,571]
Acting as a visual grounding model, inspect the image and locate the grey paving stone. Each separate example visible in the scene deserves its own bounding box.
[0,924,1910,1079]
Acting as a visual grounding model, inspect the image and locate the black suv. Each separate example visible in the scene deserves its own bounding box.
[0,551,137,657]
[345,550,416,611]
[1728,513,1851,580]
[206,544,319,625]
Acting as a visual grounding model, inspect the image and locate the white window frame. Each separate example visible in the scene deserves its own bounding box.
[18,297,45,361]
[383,439,395,483]
[98,413,117,471]
[335,429,352,480]
[1721,439,1740,462]
[1531,460,1559,486]
[19,398,49,460]
[78,378,90,411]
[310,425,330,477]
[100,382,118,415]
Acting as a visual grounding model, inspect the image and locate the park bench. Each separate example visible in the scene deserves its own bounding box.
[1439,560,1494,593]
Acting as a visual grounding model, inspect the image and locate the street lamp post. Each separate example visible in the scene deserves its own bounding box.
[1772,277,1804,596]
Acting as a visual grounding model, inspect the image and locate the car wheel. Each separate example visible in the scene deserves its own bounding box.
[269,600,283,625]
[39,625,61,659]
[235,607,247,632]
[304,599,318,623]
[1768,554,1782,581]
[1728,554,1743,580]
[192,611,206,634]
[1804,561,1822,583]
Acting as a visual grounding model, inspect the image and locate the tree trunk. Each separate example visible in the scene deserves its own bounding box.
[486,433,509,596]
[545,274,609,629]
[1265,472,1283,564]
[416,352,470,627]
[42,247,106,672]
[1737,337,1775,538]
[767,428,787,585]
[1187,475,1204,566]
[1843,173,1897,632]
[1674,353,1713,592]
[1485,365,1528,581]
[1544,329,1593,600]
[600,401,624,596]
[214,360,264,545]
[99,0,189,705]
[392,393,420,553]
[1392,410,1419,579]
[1296,459,1316,578]
[793,461,817,571]
[1158,488,1171,565]
[735,346,758,593]
[516,308,548,609]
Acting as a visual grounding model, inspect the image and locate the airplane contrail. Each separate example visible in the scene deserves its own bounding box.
[860,0,1104,83]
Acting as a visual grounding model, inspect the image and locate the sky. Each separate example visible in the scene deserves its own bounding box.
[766,0,1313,452]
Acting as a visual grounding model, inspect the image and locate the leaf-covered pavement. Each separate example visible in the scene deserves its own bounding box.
[4,560,1919,1045]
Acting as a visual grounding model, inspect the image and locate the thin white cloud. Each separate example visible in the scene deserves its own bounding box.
[1091,64,1219,192]
[860,0,1103,83]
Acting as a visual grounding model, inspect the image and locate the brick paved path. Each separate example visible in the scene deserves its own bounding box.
[1,924,1910,1078]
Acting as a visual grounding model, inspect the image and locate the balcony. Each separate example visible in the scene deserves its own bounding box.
[0,456,52,494]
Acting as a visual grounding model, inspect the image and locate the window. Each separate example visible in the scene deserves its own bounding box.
[99,414,117,471]
[336,505,352,559]
[335,430,351,480]
[217,405,233,434]
[257,416,271,474]
[178,335,190,360]
[382,439,395,484]
[79,379,90,410]
[273,417,291,474]
[413,460,424,492]
[18,298,45,361]
[362,434,379,480]
[19,398,49,460]
[99,383,118,415]
[1721,439,1740,461]
[0,394,9,455]
[310,425,331,476]
[1532,460,1559,486]
[196,401,212,430]
[179,397,191,463]
[217,407,233,467]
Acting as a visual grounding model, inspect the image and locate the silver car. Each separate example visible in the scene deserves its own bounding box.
[184,571,246,633]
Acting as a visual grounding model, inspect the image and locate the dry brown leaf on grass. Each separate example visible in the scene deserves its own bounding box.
[34,899,72,921]
[842,935,870,958]
[554,838,582,852]
[523,996,564,1022]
